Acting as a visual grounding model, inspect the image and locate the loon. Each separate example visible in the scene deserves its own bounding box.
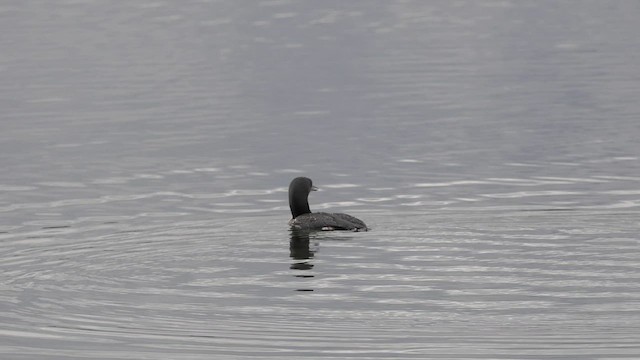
[288,177,368,231]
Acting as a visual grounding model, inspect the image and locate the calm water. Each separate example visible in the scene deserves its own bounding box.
[2,1,640,359]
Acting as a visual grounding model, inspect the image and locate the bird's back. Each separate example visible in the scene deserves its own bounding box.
[289,212,368,231]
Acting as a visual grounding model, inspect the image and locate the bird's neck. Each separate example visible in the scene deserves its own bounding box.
[289,193,311,218]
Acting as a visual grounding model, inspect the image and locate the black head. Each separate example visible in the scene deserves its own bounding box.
[288,177,318,218]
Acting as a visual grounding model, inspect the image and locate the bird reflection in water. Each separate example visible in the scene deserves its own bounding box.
[289,229,317,292]
[289,229,316,270]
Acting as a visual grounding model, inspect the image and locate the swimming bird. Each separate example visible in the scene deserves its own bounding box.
[288,177,368,231]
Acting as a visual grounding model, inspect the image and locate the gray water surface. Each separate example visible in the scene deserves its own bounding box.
[2,1,640,359]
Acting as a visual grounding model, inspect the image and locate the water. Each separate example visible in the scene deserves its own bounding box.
[2,1,640,359]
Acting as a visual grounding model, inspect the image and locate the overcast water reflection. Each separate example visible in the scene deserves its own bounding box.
[2,1,640,359]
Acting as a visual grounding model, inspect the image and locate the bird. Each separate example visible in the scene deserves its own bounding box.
[288,177,368,231]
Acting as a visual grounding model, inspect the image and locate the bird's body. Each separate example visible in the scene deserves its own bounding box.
[289,212,368,231]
